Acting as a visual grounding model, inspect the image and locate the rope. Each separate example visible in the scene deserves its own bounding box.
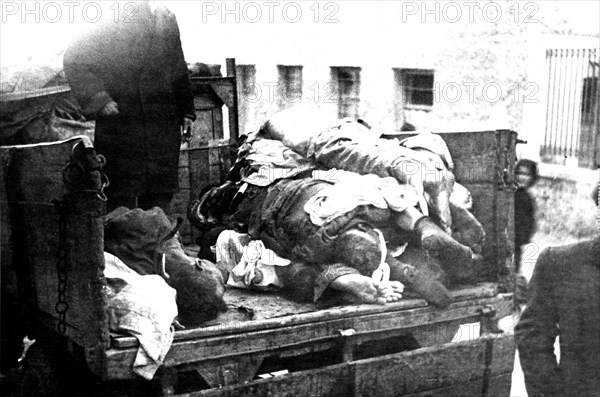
[371,228,391,283]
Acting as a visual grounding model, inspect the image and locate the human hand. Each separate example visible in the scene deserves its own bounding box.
[181,117,194,142]
[97,101,119,117]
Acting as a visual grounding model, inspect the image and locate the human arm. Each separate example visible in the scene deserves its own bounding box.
[63,25,116,118]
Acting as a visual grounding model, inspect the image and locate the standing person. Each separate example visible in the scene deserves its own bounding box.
[515,185,600,397]
[514,159,538,304]
[63,1,195,212]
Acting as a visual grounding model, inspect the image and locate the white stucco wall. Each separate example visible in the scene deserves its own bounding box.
[1,1,598,156]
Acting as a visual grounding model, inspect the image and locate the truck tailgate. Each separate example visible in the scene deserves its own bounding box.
[105,283,512,387]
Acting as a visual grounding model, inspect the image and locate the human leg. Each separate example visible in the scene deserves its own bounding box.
[395,206,473,265]
[332,223,452,308]
[387,256,452,308]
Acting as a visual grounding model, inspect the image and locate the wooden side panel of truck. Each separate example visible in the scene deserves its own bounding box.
[0,59,517,396]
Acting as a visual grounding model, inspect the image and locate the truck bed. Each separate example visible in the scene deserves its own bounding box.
[0,130,516,396]
[104,283,512,396]
[0,61,518,395]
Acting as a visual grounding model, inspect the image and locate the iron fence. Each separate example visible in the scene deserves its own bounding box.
[542,48,599,169]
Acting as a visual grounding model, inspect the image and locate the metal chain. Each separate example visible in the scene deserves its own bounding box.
[61,152,109,201]
[50,143,107,334]
[53,199,69,335]
[97,153,109,202]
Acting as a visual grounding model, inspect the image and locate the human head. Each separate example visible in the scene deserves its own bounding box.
[188,181,239,228]
[162,237,228,326]
[515,159,539,189]
[334,224,384,276]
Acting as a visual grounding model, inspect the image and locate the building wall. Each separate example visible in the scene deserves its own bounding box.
[2,1,596,154]
[218,37,533,137]
[167,2,599,164]
[168,1,596,143]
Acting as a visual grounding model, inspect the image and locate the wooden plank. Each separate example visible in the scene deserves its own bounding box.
[192,363,350,397]
[212,108,224,140]
[112,283,502,348]
[190,76,238,110]
[195,355,265,388]
[172,189,190,210]
[353,333,513,396]
[178,166,190,190]
[190,109,219,147]
[488,331,516,374]
[400,379,483,397]
[104,294,512,380]
[225,58,239,145]
[165,334,514,397]
[410,319,462,347]
[175,149,192,243]
[0,148,16,307]
[0,138,110,377]
[183,144,233,211]
[189,147,210,199]
[0,84,71,103]
[179,149,190,168]
[464,183,515,285]
[484,373,513,397]
[1,140,72,327]
[110,284,503,347]
[398,373,512,397]
[466,183,499,282]
[398,130,517,186]
[495,189,516,291]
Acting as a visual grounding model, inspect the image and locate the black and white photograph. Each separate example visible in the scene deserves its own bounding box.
[1,1,598,396]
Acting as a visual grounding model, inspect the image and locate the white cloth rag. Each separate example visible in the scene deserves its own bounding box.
[103,252,177,380]
[214,230,291,290]
[305,169,419,226]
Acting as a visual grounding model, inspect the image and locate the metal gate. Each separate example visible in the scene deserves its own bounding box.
[541,48,599,168]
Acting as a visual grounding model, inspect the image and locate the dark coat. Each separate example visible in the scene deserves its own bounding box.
[63,2,195,196]
[515,188,535,247]
[514,187,535,271]
[515,235,600,397]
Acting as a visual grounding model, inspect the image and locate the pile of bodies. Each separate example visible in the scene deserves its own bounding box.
[189,108,486,309]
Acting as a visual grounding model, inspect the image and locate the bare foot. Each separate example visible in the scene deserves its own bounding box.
[331,274,404,305]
